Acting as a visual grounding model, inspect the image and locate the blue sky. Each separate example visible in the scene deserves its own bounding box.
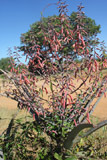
[0,0,107,62]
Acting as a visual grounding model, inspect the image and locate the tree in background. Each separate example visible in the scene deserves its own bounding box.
[0,57,11,74]
[20,10,101,74]
[70,12,100,38]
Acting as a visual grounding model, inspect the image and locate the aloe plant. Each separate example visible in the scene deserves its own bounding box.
[0,0,107,159]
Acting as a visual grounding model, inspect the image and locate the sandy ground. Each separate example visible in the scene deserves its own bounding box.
[0,95,107,118]
[0,78,106,120]
[0,92,106,135]
[92,95,107,120]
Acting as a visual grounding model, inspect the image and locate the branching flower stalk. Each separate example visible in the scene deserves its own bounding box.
[0,0,107,153]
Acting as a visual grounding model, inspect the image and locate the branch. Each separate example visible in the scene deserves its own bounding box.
[71,75,89,94]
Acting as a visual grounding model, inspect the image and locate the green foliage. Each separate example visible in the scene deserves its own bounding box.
[20,15,60,48]
[20,11,101,72]
[0,74,5,79]
[0,117,64,160]
[0,117,107,160]
[72,131,107,159]
[0,57,11,74]
[70,12,101,37]
[21,12,100,50]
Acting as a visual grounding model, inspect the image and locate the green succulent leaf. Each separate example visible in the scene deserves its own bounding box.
[54,153,62,160]
[64,123,93,149]
[50,81,53,92]
[65,156,77,160]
